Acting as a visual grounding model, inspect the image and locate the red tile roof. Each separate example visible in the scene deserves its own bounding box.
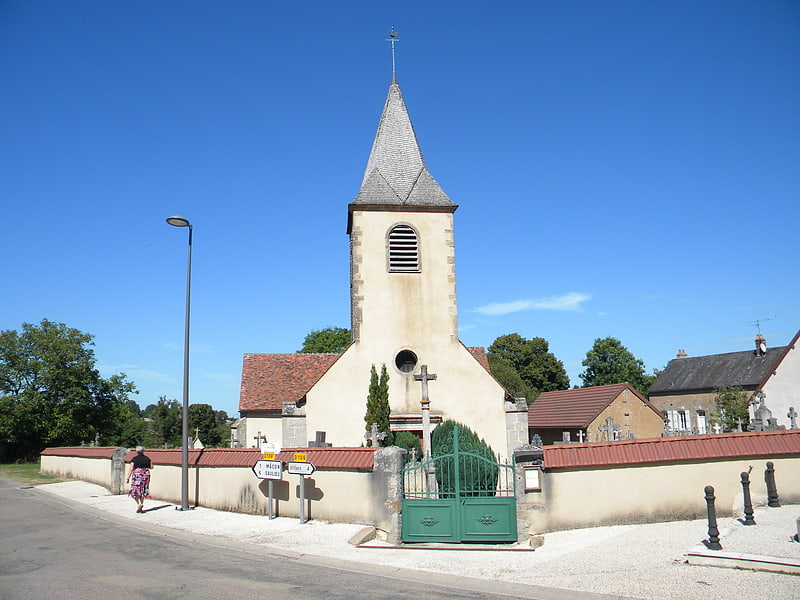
[529,383,663,428]
[239,353,341,412]
[119,447,378,471]
[542,429,800,469]
[240,347,497,412]
[41,447,118,459]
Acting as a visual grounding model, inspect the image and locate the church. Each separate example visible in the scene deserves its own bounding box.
[236,73,528,458]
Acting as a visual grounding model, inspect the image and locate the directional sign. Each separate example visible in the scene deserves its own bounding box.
[263,452,276,460]
[293,453,307,462]
[252,460,283,480]
[287,461,315,476]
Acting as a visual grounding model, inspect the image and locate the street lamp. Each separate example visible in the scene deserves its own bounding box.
[166,215,192,511]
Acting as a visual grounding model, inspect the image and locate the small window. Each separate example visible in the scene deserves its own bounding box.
[395,350,418,373]
[388,225,419,272]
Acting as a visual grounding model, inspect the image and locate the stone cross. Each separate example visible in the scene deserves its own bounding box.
[788,407,797,429]
[253,431,264,448]
[365,423,387,447]
[414,365,437,405]
[599,416,622,441]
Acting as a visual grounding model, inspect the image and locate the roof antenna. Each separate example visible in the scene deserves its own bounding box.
[748,317,775,336]
[386,27,399,80]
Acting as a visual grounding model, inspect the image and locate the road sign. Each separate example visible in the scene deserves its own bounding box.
[263,452,275,460]
[252,460,283,480]
[293,453,307,462]
[287,461,315,476]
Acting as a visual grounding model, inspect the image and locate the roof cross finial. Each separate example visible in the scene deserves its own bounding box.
[386,27,399,79]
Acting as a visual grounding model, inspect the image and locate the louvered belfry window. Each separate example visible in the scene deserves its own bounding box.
[388,225,419,272]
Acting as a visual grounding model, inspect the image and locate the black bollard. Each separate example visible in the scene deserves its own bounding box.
[704,485,722,550]
[740,472,756,525]
[765,461,781,507]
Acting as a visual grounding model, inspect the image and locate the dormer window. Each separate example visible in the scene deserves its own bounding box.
[387,224,419,272]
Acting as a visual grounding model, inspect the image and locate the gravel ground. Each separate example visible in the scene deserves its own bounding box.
[37,481,799,600]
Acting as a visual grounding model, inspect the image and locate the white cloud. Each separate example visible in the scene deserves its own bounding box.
[472,292,591,316]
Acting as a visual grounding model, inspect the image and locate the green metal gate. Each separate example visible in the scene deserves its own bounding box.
[401,426,517,543]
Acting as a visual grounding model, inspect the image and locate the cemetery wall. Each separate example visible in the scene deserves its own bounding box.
[41,454,116,489]
[520,455,800,533]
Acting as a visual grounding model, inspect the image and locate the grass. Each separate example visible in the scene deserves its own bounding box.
[0,461,63,485]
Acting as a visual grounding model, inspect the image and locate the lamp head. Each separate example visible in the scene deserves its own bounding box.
[166,216,192,228]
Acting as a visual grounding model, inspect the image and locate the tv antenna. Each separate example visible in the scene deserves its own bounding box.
[748,317,775,335]
[385,27,399,77]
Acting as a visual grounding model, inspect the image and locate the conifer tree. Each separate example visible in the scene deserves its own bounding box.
[364,364,392,446]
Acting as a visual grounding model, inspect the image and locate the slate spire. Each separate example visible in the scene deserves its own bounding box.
[352,79,455,209]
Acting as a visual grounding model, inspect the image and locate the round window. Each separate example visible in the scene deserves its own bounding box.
[395,350,418,373]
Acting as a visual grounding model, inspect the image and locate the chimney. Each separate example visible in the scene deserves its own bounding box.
[676,349,688,358]
[754,334,767,357]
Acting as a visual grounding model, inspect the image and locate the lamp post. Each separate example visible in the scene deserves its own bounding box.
[166,215,192,511]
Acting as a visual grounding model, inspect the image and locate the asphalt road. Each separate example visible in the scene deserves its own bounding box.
[0,478,611,600]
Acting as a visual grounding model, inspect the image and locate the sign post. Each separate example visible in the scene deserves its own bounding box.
[288,454,316,523]
[252,458,283,519]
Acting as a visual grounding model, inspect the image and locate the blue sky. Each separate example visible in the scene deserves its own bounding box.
[2,1,798,417]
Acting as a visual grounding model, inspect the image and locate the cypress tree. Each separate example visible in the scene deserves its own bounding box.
[364,364,392,446]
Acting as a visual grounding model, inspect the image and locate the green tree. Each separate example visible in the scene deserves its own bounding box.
[713,386,749,432]
[143,397,182,448]
[580,337,649,395]
[189,403,223,447]
[298,327,351,353]
[431,420,497,497]
[364,364,392,446]
[487,334,569,402]
[0,319,137,460]
[394,431,422,458]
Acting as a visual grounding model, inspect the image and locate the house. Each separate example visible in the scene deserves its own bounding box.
[528,383,666,445]
[236,74,528,458]
[648,331,800,434]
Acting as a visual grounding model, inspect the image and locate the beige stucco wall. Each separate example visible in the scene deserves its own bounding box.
[759,344,800,429]
[40,455,115,489]
[587,389,665,441]
[306,209,509,456]
[238,416,283,448]
[520,456,800,533]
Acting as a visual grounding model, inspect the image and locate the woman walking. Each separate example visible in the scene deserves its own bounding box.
[126,446,152,513]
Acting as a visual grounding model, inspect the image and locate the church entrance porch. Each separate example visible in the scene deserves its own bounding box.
[401,425,517,543]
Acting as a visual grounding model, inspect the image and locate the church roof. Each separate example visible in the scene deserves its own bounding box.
[350,79,455,213]
[239,347,495,412]
[239,353,341,412]
[529,383,662,429]
[648,342,791,395]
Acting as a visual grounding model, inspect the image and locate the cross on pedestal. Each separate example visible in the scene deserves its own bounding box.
[365,423,387,447]
[414,365,439,498]
[599,416,622,441]
[788,407,798,429]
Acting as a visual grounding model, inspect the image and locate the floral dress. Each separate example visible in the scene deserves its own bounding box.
[128,467,150,499]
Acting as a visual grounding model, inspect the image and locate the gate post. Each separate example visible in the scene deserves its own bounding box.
[373,446,406,545]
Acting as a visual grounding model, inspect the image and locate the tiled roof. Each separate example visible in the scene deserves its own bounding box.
[240,348,496,412]
[351,79,454,210]
[542,429,800,469]
[41,447,117,459]
[529,383,661,428]
[239,353,341,412]
[648,332,799,394]
[120,447,377,471]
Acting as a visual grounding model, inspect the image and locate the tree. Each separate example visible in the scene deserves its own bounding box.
[189,403,223,447]
[580,337,649,395]
[394,431,421,457]
[364,364,392,446]
[713,386,749,433]
[487,334,569,402]
[431,420,497,497]
[298,327,351,353]
[0,319,136,460]
[142,397,182,448]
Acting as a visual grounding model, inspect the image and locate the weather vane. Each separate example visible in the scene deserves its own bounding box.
[385,27,399,76]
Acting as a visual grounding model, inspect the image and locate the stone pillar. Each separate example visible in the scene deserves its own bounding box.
[111,447,127,495]
[505,398,529,459]
[372,446,406,545]
[282,402,307,448]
